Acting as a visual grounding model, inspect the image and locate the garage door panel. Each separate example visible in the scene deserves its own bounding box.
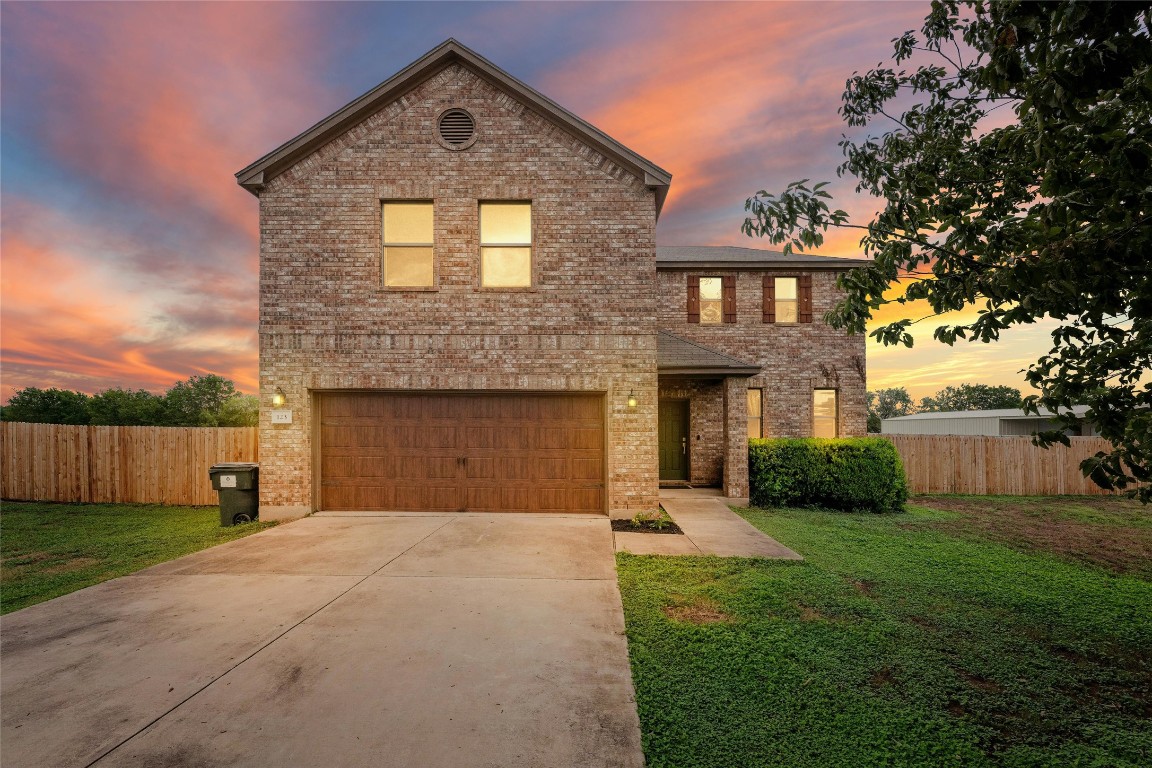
[572,458,601,481]
[465,458,495,479]
[356,457,395,478]
[465,486,501,511]
[572,428,601,450]
[500,487,530,510]
[417,426,457,450]
[465,427,493,449]
[538,458,569,480]
[494,426,529,449]
[496,457,533,480]
[396,456,455,480]
[535,488,568,512]
[537,428,574,450]
[320,393,603,513]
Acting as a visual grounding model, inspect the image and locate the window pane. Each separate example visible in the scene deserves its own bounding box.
[480,202,531,244]
[777,299,798,323]
[482,247,532,287]
[775,277,798,300]
[700,300,722,324]
[813,390,838,438]
[383,202,433,243]
[699,277,722,301]
[747,389,762,417]
[385,246,434,287]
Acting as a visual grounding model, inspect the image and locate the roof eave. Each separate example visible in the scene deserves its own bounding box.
[235,39,672,206]
[657,365,762,377]
[656,259,871,270]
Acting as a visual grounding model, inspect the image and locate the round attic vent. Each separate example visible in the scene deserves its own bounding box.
[436,108,477,150]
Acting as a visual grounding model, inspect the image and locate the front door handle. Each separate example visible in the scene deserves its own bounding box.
[681,437,687,455]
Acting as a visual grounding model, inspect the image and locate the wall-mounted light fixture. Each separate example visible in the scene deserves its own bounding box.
[271,387,287,407]
[626,389,638,409]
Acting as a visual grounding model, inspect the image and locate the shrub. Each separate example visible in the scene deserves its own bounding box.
[748,437,907,513]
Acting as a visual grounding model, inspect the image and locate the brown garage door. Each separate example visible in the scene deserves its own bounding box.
[319,392,604,513]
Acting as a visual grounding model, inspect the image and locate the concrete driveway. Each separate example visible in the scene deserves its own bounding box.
[0,513,644,768]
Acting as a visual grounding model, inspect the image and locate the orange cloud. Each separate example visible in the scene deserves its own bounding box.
[539,1,926,252]
[1,199,258,401]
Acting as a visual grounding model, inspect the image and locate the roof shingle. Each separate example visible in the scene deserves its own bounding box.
[657,331,761,375]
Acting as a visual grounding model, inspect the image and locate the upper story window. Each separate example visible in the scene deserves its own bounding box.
[813,389,838,438]
[480,201,532,288]
[687,275,735,324]
[774,277,799,322]
[763,274,813,323]
[699,277,723,324]
[382,201,434,287]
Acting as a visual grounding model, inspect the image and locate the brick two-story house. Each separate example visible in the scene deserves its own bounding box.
[236,40,867,520]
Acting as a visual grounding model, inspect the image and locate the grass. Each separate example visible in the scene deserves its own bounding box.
[1,501,276,614]
[616,496,1152,768]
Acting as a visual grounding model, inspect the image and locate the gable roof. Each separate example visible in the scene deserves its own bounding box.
[657,246,869,269]
[235,39,673,213]
[657,331,761,377]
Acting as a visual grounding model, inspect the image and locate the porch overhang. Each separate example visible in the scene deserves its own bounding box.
[657,330,762,379]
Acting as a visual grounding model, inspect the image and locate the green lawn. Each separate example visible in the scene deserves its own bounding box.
[617,496,1152,768]
[1,502,276,614]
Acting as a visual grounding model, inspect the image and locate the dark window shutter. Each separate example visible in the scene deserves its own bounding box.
[722,275,736,323]
[799,274,813,323]
[762,275,775,323]
[687,275,700,323]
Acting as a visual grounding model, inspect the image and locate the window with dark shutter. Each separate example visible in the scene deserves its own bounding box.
[799,274,813,323]
[687,275,700,323]
[762,275,775,323]
[722,275,736,323]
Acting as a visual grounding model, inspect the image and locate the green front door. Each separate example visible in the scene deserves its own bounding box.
[658,400,689,481]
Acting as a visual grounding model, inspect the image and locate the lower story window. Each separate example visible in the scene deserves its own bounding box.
[813,389,838,438]
[747,388,763,439]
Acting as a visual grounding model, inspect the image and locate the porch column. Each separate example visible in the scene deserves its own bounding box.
[722,376,750,499]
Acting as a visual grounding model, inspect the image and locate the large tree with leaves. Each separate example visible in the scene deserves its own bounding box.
[867,387,917,432]
[919,383,1022,412]
[744,0,1151,499]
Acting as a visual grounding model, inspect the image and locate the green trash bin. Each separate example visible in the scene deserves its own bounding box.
[209,463,259,526]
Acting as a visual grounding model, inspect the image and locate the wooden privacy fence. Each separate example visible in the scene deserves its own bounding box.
[0,425,1125,504]
[1,423,258,506]
[883,434,1118,495]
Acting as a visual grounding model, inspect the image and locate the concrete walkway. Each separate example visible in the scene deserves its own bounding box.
[614,489,803,559]
[1,514,644,768]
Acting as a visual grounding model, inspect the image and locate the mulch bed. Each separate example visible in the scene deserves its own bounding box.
[611,519,685,535]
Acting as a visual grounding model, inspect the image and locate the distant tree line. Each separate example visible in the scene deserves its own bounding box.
[866,383,1023,433]
[0,375,258,427]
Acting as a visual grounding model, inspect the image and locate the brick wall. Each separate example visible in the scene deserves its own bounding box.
[657,269,868,440]
[257,64,659,516]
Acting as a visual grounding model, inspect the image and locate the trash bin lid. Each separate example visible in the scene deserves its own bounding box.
[209,462,259,472]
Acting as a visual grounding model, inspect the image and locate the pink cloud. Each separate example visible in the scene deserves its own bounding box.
[539,1,927,253]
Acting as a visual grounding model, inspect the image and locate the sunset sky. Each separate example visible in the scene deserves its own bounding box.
[1,1,1053,403]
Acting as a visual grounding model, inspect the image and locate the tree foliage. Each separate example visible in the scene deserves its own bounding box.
[161,374,239,427]
[88,388,165,426]
[744,1,1152,499]
[2,376,256,427]
[1,388,92,425]
[919,383,1022,412]
[866,386,917,432]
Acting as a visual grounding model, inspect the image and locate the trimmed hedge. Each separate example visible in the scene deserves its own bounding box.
[748,437,908,513]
